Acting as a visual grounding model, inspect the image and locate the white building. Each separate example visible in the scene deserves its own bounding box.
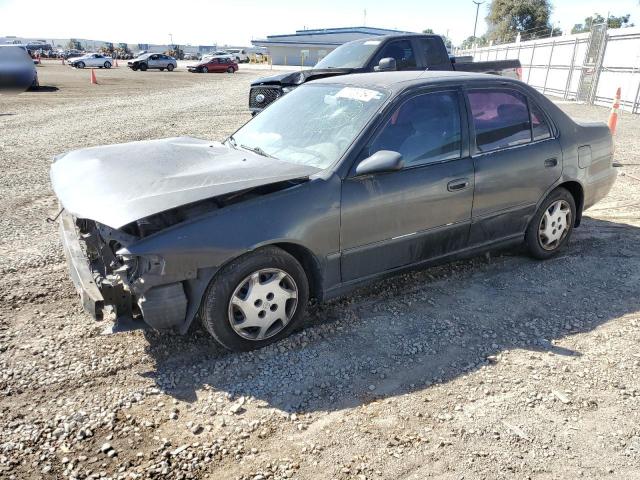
[252,26,415,66]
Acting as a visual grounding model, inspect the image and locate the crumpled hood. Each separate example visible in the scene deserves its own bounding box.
[251,68,353,87]
[50,136,320,229]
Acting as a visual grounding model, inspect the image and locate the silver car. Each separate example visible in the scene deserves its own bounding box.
[127,53,177,72]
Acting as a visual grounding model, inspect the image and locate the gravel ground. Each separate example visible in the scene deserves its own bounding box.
[0,62,639,480]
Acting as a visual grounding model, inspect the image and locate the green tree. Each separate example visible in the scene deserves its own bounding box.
[571,13,633,34]
[486,0,555,43]
[460,35,489,49]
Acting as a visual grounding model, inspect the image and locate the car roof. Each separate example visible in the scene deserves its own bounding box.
[311,70,520,93]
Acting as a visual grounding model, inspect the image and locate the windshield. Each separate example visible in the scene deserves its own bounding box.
[314,39,381,69]
[230,83,388,169]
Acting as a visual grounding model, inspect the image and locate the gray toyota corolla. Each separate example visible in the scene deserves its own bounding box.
[51,71,616,351]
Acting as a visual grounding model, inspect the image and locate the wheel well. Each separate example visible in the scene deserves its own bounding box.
[273,243,322,300]
[558,181,584,226]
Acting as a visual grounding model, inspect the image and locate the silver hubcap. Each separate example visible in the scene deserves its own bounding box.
[539,200,571,250]
[228,269,298,341]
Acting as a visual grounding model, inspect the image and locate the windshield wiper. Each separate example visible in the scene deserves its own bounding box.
[240,144,275,159]
[226,135,237,147]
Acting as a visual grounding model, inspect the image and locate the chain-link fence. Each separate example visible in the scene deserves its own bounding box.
[456,26,640,113]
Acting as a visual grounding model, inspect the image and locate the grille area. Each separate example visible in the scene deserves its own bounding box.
[249,86,282,110]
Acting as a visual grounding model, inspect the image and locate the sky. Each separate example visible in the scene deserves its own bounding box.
[0,0,639,47]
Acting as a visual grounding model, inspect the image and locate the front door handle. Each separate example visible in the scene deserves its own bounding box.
[447,178,470,192]
[544,157,558,167]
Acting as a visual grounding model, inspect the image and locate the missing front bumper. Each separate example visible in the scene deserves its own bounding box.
[59,211,188,330]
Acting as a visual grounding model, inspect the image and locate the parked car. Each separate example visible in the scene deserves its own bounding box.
[183,52,198,60]
[188,57,238,73]
[227,48,249,63]
[69,53,114,69]
[0,44,39,91]
[127,53,177,71]
[51,71,615,351]
[249,33,522,114]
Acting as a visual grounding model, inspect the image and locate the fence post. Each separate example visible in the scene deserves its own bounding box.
[527,43,537,84]
[542,40,556,94]
[564,38,579,100]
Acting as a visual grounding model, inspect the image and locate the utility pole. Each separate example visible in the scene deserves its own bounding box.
[473,0,485,38]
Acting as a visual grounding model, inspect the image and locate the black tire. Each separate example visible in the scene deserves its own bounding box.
[159,68,165,71]
[104,61,111,69]
[139,63,148,71]
[77,61,85,69]
[525,187,576,260]
[131,64,139,71]
[201,66,208,73]
[167,63,174,72]
[201,246,309,351]
[227,67,234,73]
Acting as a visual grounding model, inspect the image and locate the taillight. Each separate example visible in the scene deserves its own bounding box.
[516,67,523,80]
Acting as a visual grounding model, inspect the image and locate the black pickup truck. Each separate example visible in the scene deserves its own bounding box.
[249,34,522,113]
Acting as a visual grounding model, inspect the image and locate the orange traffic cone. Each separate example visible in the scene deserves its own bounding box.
[90,69,98,85]
[608,87,621,135]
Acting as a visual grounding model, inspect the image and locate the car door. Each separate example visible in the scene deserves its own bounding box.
[88,54,99,67]
[340,88,474,282]
[148,54,159,68]
[465,87,562,244]
[368,39,420,71]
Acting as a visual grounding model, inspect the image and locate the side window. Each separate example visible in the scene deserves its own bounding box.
[369,91,462,167]
[374,40,417,70]
[530,101,552,141]
[418,38,449,66]
[468,89,532,152]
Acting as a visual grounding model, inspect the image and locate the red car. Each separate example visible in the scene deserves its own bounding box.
[188,57,238,74]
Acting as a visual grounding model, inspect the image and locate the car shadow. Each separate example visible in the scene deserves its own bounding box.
[32,86,59,93]
[141,216,640,411]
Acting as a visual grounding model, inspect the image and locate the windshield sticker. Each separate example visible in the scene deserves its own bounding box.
[335,87,383,102]
[363,40,381,45]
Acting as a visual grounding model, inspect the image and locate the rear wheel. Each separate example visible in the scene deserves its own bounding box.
[167,63,174,72]
[201,246,309,351]
[525,188,576,259]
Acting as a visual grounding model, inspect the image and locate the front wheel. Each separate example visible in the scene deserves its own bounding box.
[201,66,208,73]
[525,187,576,259]
[227,67,235,73]
[77,61,85,69]
[167,63,174,72]
[131,64,138,71]
[139,63,148,71]
[104,61,111,69]
[201,246,309,351]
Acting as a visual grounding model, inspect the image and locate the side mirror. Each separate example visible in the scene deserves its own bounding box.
[355,150,404,176]
[375,57,397,72]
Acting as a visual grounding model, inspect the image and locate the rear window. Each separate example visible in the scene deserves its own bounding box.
[468,89,532,152]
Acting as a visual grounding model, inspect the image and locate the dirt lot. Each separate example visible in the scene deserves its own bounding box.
[1,62,639,480]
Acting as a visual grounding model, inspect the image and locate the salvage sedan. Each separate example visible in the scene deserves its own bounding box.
[51,71,616,351]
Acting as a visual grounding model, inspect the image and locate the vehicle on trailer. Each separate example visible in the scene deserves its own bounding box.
[188,57,238,73]
[69,53,114,69]
[127,53,177,71]
[51,71,615,352]
[0,44,39,91]
[249,33,522,114]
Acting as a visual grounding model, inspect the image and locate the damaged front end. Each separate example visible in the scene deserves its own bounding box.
[59,210,189,330]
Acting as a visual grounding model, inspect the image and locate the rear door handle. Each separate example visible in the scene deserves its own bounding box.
[447,178,470,192]
[544,157,558,167]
